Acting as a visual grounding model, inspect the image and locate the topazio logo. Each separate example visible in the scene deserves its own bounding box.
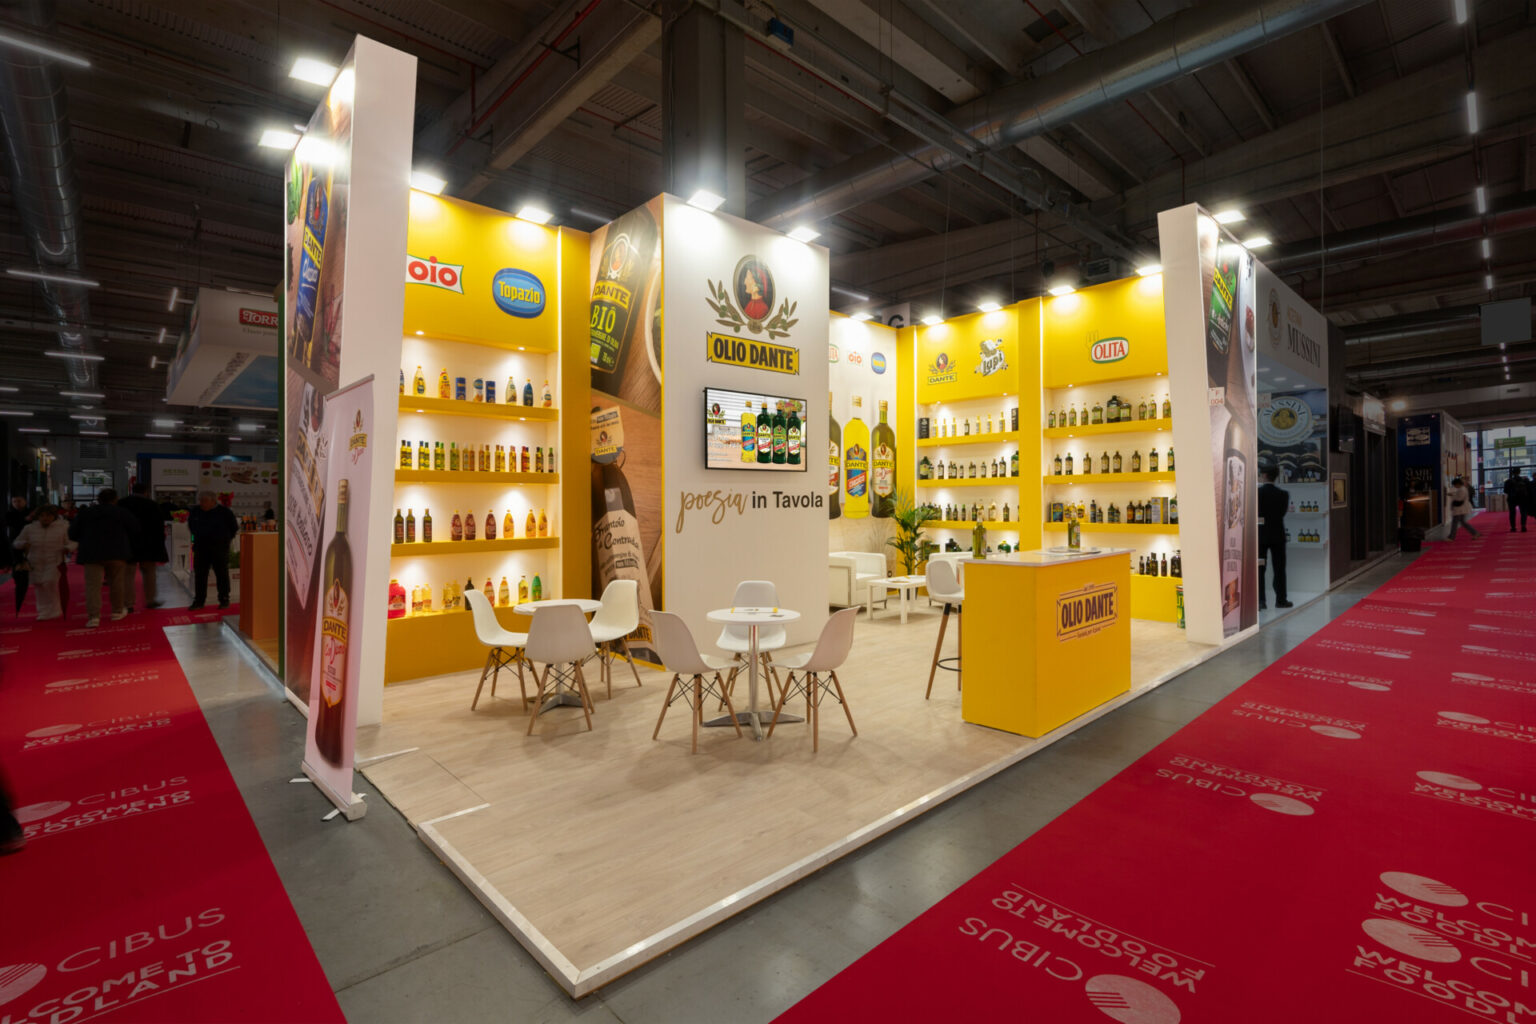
[871,352,887,374]
[491,268,545,318]
[405,254,463,293]
[1089,337,1128,364]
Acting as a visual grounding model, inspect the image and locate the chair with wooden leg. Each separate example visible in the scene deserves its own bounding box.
[588,579,642,699]
[924,559,964,699]
[767,607,859,751]
[651,611,743,753]
[465,588,529,711]
[524,604,597,735]
[716,579,785,707]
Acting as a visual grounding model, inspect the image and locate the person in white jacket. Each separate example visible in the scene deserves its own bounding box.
[1447,477,1481,540]
[13,506,74,620]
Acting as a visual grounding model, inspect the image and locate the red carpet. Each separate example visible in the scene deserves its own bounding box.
[0,567,342,1023]
[783,513,1535,1023]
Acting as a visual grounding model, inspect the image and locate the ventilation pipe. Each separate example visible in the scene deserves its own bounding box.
[1269,191,1536,272]
[751,0,1372,228]
[0,0,95,388]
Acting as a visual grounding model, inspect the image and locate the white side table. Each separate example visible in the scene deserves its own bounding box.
[867,576,926,623]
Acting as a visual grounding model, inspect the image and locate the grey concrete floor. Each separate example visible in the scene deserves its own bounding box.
[165,553,1411,1024]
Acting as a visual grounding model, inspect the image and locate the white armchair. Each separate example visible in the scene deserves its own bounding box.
[828,550,889,611]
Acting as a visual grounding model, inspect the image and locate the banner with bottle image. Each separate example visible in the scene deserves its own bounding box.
[828,315,899,524]
[301,376,374,819]
[588,196,665,662]
[1198,216,1260,638]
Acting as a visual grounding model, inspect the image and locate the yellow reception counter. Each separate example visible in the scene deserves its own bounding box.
[960,548,1132,737]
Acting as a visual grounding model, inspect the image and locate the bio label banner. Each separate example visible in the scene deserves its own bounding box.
[301,377,372,820]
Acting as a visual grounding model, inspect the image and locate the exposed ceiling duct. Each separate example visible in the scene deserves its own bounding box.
[1268,191,1536,273]
[1343,306,1484,345]
[0,0,95,388]
[750,0,1373,229]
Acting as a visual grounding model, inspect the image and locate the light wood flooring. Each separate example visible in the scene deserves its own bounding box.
[355,603,1216,995]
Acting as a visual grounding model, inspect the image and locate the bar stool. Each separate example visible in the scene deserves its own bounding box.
[465,588,529,711]
[925,559,963,699]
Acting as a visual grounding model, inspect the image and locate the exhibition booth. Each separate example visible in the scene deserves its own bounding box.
[269,35,1348,998]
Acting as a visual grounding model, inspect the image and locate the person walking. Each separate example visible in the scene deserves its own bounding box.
[69,488,137,626]
[119,481,169,610]
[1257,465,1292,609]
[1504,469,1530,532]
[12,506,73,620]
[4,495,31,570]
[1447,476,1481,540]
[188,490,239,610]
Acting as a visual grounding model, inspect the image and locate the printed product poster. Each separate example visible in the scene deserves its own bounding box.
[828,317,898,521]
[283,57,355,706]
[1199,214,1258,637]
[199,461,279,520]
[588,196,664,662]
[302,377,373,811]
[1257,389,1327,483]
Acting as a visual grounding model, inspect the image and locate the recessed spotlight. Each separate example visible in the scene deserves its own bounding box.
[289,57,338,86]
[686,188,725,212]
[1213,209,1245,224]
[787,225,820,243]
[977,300,1002,313]
[920,315,944,326]
[850,312,873,322]
[515,205,553,225]
[258,128,301,150]
[1047,284,1077,297]
[44,350,104,361]
[5,267,100,288]
[1135,263,1162,277]
[1243,235,1272,249]
[410,170,446,195]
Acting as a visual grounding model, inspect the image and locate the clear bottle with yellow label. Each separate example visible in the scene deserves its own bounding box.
[517,574,529,604]
[503,510,514,538]
[525,509,537,537]
[413,365,425,395]
[498,576,510,607]
[537,508,548,537]
[438,368,450,398]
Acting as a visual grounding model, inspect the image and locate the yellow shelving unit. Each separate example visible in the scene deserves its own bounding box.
[1043,521,1178,535]
[398,395,559,421]
[916,477,1020,488]
[928,519,1018,530]
[1042,471,1176,484]
[916,431,1020,448]
[395,469,559,485]
[1043,417,1173,438]
[391,536,558,557]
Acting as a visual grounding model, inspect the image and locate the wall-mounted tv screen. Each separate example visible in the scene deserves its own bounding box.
[704,387,808,471]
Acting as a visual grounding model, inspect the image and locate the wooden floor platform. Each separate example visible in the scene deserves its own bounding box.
[355,603,1218,997]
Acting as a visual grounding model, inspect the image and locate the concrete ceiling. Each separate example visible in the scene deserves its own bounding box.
[0,0,1533,443]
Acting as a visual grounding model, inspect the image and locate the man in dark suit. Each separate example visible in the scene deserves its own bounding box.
[187,490,239,609]
[1258,465,1292,609]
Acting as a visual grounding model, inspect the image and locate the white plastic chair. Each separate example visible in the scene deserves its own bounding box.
[925,560,964,699]
[716,579,785,704]
[652,611,743,753]
[524,603,597,734]
[465,588,530,711]
[767,608,860,751]
[588,579,642,698]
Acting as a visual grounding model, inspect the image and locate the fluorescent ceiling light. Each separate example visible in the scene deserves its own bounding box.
[18,427,47,434]
[80,430,109,436]
[44,349,104,361]
[1243,235,1272,249]
[1047,284,1077,297]
[686,188,725,212]
[289,57,338,86]
[1465,91,1479,134]
[976,300,1002,313]
[831,285,870,301]
[1273,376,1289,383]
[294,135,335,167]
[153,418,180,427]
[920,314,944,326]
[60,390,105,399]
[1481,238,1491,259]
[850,312,873,322]
[1213,209,1245,224]
[1485,274,1494,290]
[258,128,300,150]
[144,433,172,439]
[1475,186,1487,214]
[6,267,99,288]
[228,436,242,441]
[514,205,553,225]
[410,170,446,195]
[149,356,158,369]
[0,30,91,68]
[157,326,166,344]
[68,413,104,420]
[167,286,179,311]
[787,225,820,243]
[0,385,17,392]
[1453,0,1468,24]
[1389,399,1408,411]
[1135,263,1162,277]
[0,410,34,417]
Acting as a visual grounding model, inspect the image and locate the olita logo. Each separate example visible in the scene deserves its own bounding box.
[1090,337,1129,364]
[405,254,464,293]
[491,268,545,318]
[237,307,278,329]
[871,352,887,374]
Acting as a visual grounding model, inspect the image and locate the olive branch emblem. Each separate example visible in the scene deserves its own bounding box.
[706,279,800,340]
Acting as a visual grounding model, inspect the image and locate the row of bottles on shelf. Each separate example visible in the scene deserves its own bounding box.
[939,538,1018,554]
[1292,500,1324,512]
[392,507,549,543]
[930,500,1012,523]
[403,366,553,407]
[239,514,277,532]
[829,395,898,518]
[920,453,1020,480]
[1136,551,1182,577]
[399,440,557,474]
[1289,529,1324,543]
[920,408,1020,439]
[1050,496,1179,525]
[740,398,804,465]
[1053,448,1174,475]
[1050,393,1171,429]
[388,573,543,618]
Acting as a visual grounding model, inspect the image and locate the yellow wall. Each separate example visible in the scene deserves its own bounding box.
[914,308,1020,405]
[1042,274,1168,388]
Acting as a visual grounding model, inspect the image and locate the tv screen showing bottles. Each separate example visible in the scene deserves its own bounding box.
[704,387,808,472]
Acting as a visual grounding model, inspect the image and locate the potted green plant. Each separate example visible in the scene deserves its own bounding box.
[887,490,938,576]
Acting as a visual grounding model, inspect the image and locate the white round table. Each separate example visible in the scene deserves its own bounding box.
[705,606,801,739]
[515,598,604,711]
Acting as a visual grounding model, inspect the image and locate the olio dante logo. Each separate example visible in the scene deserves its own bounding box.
[1089,337,1129,364]
[0,964,47,1008]
[926,351,957,386]
[871,352,887,374]
[491,268,546,318]
[404,253,463,293]
[706,255,798,338]
[1056,582,1117,641]
[1083,974,1181,1023]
